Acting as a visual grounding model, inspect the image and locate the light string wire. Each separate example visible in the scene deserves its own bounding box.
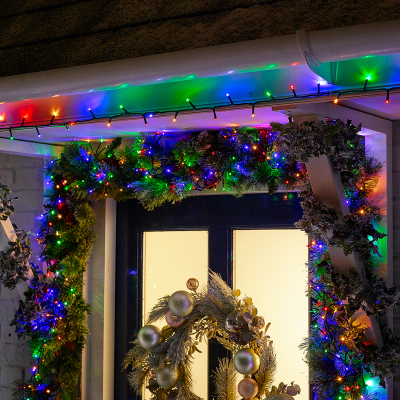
[0,84,398,140]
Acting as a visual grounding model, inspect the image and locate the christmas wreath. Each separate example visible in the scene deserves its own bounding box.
[123,271,300,400]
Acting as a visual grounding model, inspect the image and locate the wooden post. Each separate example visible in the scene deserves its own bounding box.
[294,115,383,348]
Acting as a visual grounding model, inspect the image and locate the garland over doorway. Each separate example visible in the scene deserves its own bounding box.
[0,120,398,400]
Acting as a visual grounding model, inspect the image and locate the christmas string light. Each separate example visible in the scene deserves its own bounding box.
[226,93,234,104]
[364,75,371,91]
[119,105,129,114]
[0,84,399,141]
[186,98,196,109]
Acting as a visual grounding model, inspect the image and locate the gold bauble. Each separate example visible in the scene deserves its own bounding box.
[138,325,163,349]
[233,348,260,375]
[148,378,159,394]
[156,365,179,390]
[168,290,195,317]
[237,378,259,399]
[162,325,174,339]
[186,278,199,292]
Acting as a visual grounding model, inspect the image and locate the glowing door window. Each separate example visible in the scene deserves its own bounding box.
[234,229,309,399]
[143,231,208,400]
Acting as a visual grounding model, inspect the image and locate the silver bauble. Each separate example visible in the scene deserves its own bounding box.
[237,378,259,399]
[233,348,260,375]
[156,365,179,390]
[168,290,195,317]
[138,325,163,349]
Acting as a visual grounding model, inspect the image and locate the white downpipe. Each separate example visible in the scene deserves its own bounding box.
[0,20,399,102]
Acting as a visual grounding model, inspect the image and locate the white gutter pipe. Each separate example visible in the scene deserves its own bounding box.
[1,19,400,103]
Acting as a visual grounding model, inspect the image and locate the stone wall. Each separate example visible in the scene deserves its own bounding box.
[0,0,399,77]
[0,154,44,399]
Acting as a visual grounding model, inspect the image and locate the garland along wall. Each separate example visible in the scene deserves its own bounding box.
[0,121,397,400]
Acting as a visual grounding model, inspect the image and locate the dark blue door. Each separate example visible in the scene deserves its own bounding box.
[114,192,303,400]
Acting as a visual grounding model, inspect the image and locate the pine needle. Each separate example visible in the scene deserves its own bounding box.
[255,340,277,397]
[212,358,237,400]
[208,271,236,309]
[146,295,170,324]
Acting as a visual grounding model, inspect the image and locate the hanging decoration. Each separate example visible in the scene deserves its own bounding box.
[123,272,299,400]
[0,119,398,400]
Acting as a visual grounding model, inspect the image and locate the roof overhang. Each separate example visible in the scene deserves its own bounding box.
[0,19,399,146]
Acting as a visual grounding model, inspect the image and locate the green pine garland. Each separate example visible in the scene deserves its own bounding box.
[0,121,398,400]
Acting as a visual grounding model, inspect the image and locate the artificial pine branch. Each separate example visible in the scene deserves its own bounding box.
[255,339,276,397]
[212,358,237,400]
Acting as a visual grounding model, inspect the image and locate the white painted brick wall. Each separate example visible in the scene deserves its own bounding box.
[0,153,44,397]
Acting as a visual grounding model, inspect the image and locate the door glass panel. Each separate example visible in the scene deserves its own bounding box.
[143,231,209,400]
[233,229,309,398]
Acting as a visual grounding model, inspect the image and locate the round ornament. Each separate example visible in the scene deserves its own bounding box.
[186,278,199,292]
[148,378,159,394]
[233,348,260,375]
[168,291,195,317]
[138,325,163,349]
[237,378,259,399]
[166,310,185,328]
[156,365,179,390]
[162,325,174,339]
